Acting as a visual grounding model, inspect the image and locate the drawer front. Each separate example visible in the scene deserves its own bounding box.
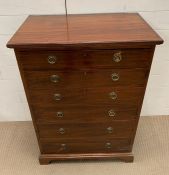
[85,69,148,87]
[29,87,144,107]
[18,48,153,70]
[24,70,84,89]
[85,49,153,69]
[86,87,143,106]
[24,69,148,90]
[37,121,135,139]
[34,105,138,123]
[40,139,132,154]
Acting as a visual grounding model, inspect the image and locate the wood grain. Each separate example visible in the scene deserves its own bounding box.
[24,69,148,91]
[7,13,163,49]
[37,120,135,139]
[28,86,144,107]
[17,48,154,70]
[39,152,134,164]
[33,105,138,124]
[40,139,132,154]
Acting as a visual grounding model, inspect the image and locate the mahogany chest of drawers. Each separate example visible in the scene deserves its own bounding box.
[7,13,163,164]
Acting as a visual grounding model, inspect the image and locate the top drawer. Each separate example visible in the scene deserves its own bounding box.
[17,48,153,70]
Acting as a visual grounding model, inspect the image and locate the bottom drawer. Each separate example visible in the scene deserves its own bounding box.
[40,139,132,154]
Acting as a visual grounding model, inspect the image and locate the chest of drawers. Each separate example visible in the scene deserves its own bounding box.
[7,13,163,164]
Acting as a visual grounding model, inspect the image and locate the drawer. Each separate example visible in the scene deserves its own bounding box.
[29,87,144,107]
[37,121,135,139]
[40,139,132,154]
[33,105,138,123]
[24,69,148,90]
[18,48,153,70]
[24,70,84,89]
[85,69,148,87]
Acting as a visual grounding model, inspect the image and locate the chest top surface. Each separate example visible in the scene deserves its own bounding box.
[7,13,163,49]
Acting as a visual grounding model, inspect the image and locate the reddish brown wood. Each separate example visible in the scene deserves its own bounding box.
[7,14,163,49]
[84,69,148,87]
[7,13,163,164]
[25,70,84,89]
[13,51,43,153]
[37,120,135,139]
[16,49,153,70]
[24,69,148,90]
[28,86,144,107]
[39,153,134,165]
[34,105,138,124]
[40,139,132,154]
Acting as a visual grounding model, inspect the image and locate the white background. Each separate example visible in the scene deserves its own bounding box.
[0,0,169,121]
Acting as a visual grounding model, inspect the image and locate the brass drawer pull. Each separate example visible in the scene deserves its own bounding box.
[48,55,57,64]
[54,93,62,101]
[113,52,122,62]
[107,127,113,133]
[108,109,116,117]
[105,142,112,149]
[59,128,65,134]
[61,143,66,150]
[50,75,60,83]
[83,53,88,57]
[111,73,119,81]
[109,92,117,100]
[57,111,64,118]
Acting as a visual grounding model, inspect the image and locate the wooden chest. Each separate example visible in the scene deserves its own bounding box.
[7,13,163,164]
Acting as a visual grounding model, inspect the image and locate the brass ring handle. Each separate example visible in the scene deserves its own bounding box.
[107,126,113,133]
[57,111,64,118]
[60,143,66,150]
[50,75,60,83]
[108,109,116,117]
[105,142,112,149]
[111,73,119,81]
[83,53,88,57]
[54,93,62,101]
[48,55,57,64]
[59,128,65,134]
[113,52,122,62]
[109,92,117,100]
